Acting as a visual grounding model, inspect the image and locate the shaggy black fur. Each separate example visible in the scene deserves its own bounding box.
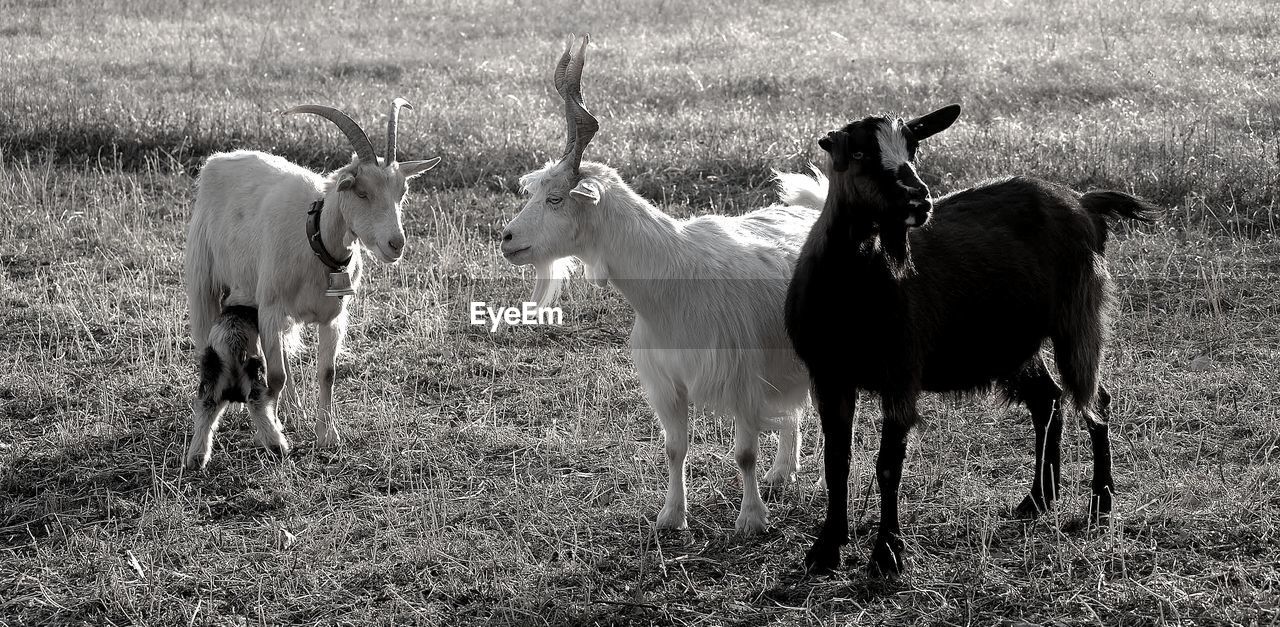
[786,105,1160,577]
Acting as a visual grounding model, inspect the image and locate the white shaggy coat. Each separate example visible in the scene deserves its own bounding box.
[502,160,826,533]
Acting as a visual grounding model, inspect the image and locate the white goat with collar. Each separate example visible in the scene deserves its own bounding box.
[501,36,821,534]
[183,99,439,469]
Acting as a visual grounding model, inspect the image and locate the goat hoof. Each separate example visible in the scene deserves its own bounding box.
[656,508,688,530]
[1013,494,1051,520]
[1089,491,1114,527]
[763,466,798,485]
[184,455,209,471]
[263,441,291,459]
[735,512,770,535]
[315,428,341,449]
[866,538,905,579]
[804,541,842,575]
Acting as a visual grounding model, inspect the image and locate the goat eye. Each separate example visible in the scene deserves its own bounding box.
[546,196,563,206]
[355,190,368,199]
[851,152,865,160]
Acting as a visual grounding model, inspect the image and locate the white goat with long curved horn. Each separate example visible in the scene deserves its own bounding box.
[183,98,439,469]
[501,36,822,534]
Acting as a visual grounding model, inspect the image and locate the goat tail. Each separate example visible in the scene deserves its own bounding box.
[185,246,222,354]
[774,164,828,210]
[1080,190,1162,223]
[1079,190,1162,253]
[185,189,222,354]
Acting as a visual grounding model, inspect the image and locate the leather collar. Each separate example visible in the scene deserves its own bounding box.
[306,199,352,271]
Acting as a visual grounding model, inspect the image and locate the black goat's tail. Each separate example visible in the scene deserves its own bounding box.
[1081,190,1162,223]
[1079,190,1162,253]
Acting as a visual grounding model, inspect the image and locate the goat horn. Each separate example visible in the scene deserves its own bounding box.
[554,39,576,158]
[553,38,573,106]
[285,104,378,163]
[555,34,599,174]
[386,97,413,164]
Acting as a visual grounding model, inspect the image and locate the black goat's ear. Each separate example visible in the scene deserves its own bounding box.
[906,104,961,141]
[820,131,851,172]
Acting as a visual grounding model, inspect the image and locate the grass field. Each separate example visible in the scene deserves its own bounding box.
[2,0,1278,624]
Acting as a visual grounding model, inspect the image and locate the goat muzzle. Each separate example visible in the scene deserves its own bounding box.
[499,228,531,261]
[894,164,932,227]
[904,199,932,228]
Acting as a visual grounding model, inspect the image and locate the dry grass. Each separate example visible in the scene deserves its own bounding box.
[2,0,1278,625]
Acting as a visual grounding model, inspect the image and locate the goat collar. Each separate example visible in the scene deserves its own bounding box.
[307,199,352,271]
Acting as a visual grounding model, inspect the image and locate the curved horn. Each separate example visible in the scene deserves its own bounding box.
[554,35,599,174]
[553,40,576,158]
[285,104,378,163]
[386,97,413,164]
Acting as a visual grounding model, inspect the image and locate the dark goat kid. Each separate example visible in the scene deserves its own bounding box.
[785,104,1160,577]
[184,305,276,467]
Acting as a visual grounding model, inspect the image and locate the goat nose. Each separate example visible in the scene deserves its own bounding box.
[905,197,933,228]
[906,182,930,202]
[907,193,932,208]
[502,230,513,242]
[387,234,405,251]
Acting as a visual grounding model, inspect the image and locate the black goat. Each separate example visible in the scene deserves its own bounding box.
[785,104,1160,576]
[184,304,276,469]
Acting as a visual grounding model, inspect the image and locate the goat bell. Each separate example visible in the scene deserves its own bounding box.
[325,271,355,298]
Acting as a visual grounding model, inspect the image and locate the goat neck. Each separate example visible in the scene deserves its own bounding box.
[819,167,914,279]
[581,184,690,322]
[317,183,360,270]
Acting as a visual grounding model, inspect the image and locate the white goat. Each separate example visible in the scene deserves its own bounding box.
[500,36,823,533]
[183,98,439,469]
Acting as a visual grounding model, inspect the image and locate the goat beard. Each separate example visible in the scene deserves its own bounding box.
[877,221,914,280]
[530,257,575,309]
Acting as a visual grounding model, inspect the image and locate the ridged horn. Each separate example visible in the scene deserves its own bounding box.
[553,34,599,174]
[386,97,412,164]
[285,104,378,163]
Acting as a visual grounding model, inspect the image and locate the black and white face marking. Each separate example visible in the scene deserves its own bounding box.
[874,119,930,225]
[875,118,912,171]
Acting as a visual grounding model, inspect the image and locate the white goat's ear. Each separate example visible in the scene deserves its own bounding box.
[336,173,356,191]
[400,157,441,179]
[570,178,601,205]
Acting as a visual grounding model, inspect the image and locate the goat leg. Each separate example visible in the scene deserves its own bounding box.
[251,331,291,458]
[763,410,801,485]
[734,420,769,534]
[315,317,346,448]
[653,393,691,530]
[867,397,915,578]
[804,380,855,574]
[1007,357,1065,519]
[1086,385,1115,525]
